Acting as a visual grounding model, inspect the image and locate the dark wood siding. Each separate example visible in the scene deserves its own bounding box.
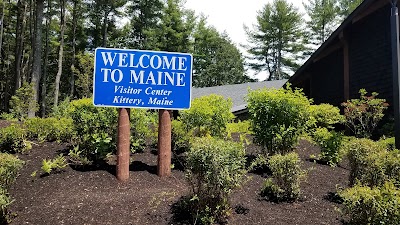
[349,5,392,104]
[309,49,344,106]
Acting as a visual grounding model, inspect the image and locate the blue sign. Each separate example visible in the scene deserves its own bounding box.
[93,47,193,110]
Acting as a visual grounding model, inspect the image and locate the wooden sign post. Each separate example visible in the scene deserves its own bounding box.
[157,109,172,177]
[116,108,130,181]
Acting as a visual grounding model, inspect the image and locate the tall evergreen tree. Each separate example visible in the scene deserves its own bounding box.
[193,18,253,87]
[86,0,127,49]
[125,0,163,49]
[146,0,195,53]
[244,0,306,81]
[304,0,339,45]
[338,0,363,18]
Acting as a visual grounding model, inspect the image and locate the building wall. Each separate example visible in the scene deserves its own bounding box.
[309,49,344,106]
[349,5,392,104]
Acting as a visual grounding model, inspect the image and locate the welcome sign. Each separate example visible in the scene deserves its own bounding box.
[93,47,193,110]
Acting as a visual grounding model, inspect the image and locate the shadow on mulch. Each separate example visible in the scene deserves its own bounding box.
[172,154,186,171]
[324,191,344,204]
[170,196,193,225]
[129,160,157,175]
[245,154,271,177]
[69,160,116,176]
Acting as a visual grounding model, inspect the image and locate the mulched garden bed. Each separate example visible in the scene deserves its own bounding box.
[7,138,349,225]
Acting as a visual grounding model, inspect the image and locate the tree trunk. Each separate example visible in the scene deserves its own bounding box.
[54,0,66,107]
[102,8,109,47]
[29,0,44,118]
[70,0,77,97]
[14,0,27,93]
[41,0,51,117]
[0,1,5,59]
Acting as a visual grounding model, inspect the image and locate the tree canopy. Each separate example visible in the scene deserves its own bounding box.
[244,0,306,81]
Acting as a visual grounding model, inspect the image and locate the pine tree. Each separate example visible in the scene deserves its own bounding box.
[338,0,363,18]
[146,0,195,53]
[244,0,306,81]
[304,0,340,45]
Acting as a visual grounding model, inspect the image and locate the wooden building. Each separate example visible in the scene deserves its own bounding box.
[289,0,395,107]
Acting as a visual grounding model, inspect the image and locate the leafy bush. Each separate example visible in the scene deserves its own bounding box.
[346,139,400,187]
[0,124,31,153]
[171,120,192,153]
[180,94,234,137]
[185,137,247,224]
[312,128,344,166]
[0,188,12,224]
[69,98,118,163]
[261,152,306,201]
[50,97,71,118]
[377,137,396,151]
[341,89,388,138]
[41,155,67,174]
[0,153,24,189]
[25,117,74,142]
[307,103,344,130]
[0,153,23,223]
[8,82,38,121]
[339,182,400,225]
[130,109,158,153]
[247,85,311,154]
[226,120,252,145]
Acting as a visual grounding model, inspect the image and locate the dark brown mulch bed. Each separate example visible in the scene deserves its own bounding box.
[7,139,349,225]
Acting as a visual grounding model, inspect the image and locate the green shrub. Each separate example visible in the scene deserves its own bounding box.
[130,109,158,153]
[0,153,24,189]
[0,153,23,223]
[0,188,12,224]
[341,89,388,138]
[50,97,71,118]
[185,137,247,224]
[377,137,396,151]
[307,103,344,130]
[8,82,38,121]
[69,98,117,163]
[261,152,306,201]
[25,117,74,142]
[226,120,252,145]
[312,128,344,166]
[247,85,311,155]
[180,94,234,138]
[171,120,192,153]
[346,139,400,187]
[0,124,31,153]
[339,182,400,225]
[41,155,67,174]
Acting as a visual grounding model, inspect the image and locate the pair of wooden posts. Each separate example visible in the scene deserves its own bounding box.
[116,108,171,181]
